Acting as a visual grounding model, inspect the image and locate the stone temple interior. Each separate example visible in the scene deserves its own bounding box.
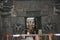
[0,0,60,40]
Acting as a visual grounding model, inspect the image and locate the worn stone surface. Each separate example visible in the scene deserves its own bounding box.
[0,1,60,40]
[0,0,54,34]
